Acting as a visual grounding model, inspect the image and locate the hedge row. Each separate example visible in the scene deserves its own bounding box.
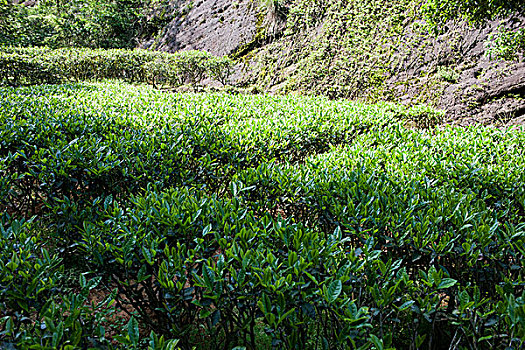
[0,83,392,221]
[0,47,234,88]
[1,82,524,349]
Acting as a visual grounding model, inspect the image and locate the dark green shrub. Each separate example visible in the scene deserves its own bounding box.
[206,56,235,86]
[0,217,107,348]
[144,59,182,88]
[80,187,377,349]
[173,50,213,87]
[145,50,234,89]
[1,82,524,349]
[0,47,236,88]
[233,160,525,348]
[0,52,64,86]
[0,215,182,349]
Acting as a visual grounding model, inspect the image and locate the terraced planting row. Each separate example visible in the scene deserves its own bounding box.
[0,47,233,88]
[1,82,524,349]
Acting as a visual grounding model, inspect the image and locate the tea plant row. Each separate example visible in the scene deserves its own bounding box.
[0,47,234,88]
[1,82,524,349]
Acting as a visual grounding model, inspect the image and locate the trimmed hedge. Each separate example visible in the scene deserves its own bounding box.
[0,47,234,88]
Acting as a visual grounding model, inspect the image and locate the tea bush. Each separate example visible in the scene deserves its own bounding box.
[233,160,525,348]
[143,51,235,89]
[80,187,375,348]
[0,217,175,349]
[1,81,524,349]
[0,47,234,88]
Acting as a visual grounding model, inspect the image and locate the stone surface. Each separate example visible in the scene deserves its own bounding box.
[435,19,525,126]
[148,2,524,126]
[386,18,525,126]
[141,0,258,57]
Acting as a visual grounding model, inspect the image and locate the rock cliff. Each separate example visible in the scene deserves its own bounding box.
[149,0,524,125]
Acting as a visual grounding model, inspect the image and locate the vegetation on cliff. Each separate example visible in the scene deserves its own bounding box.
[245,0,523,99]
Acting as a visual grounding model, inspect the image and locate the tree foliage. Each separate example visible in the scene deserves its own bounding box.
[0,0,172,48]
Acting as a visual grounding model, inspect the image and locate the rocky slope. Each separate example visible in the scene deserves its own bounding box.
[148,0,525,126]
[141,0,259,57]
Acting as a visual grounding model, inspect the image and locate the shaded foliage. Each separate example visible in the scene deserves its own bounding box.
[0,0,172,48]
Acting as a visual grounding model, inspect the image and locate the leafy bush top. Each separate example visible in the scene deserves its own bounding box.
[1,82,524,349]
